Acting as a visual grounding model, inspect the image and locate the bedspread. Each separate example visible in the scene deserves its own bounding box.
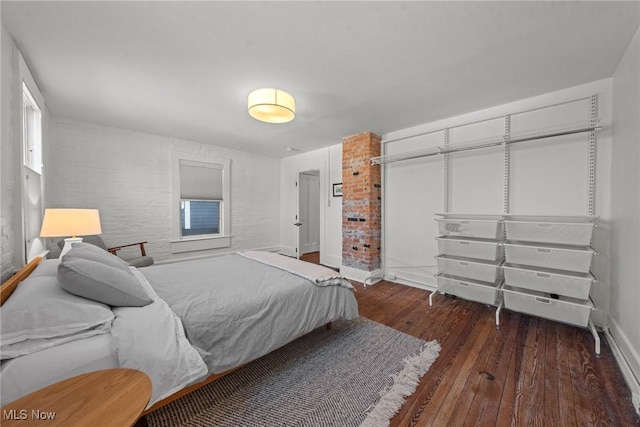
[141,253,359,374]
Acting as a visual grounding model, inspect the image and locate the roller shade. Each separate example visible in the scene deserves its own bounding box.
[179,160,223,200]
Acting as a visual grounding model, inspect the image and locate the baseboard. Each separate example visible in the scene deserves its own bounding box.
[340,266,383,284]
[605,317,640,415]
[385,268,437,290]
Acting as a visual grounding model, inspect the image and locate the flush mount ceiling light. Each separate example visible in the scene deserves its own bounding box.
[248,88,295,124]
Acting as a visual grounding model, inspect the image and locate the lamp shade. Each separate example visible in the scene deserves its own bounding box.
[248,88,295,123]
[40,209,102,238]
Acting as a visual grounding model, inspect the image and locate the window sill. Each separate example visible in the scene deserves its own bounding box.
[170,235,231,254]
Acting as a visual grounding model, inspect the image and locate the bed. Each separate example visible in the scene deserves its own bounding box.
[0,246,359,413]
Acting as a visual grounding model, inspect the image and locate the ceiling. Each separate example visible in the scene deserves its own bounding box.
[2,1,639,158]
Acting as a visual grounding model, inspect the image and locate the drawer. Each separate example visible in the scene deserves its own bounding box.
[503,263,595,300]
[503,242,594,273]
[436,255,502,283]
[436,237,503,261]
[503,285,593,328]
[436,274,500,306]
[436,218,503,239]
[504,220,595,246]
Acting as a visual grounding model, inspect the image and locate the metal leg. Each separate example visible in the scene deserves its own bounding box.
[495,300,503,330]
[429,290,439,307]
[588,319,601,358]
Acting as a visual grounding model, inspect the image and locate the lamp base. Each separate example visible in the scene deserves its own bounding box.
[59,237,83,258]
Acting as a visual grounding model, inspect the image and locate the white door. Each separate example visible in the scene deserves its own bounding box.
[296,170,320,257]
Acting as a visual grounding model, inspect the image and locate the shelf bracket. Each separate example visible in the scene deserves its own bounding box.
[443,129,450,213]
[588,94,598,216]
[503,114,511,214]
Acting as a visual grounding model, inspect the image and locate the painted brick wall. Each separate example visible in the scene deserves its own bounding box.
[47,118,281,263]
[342,132,381,271]
[1,29,20,281]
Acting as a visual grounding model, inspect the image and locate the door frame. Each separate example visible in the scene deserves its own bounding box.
[296,169,321,259]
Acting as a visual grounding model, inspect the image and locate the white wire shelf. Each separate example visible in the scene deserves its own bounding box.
[371,119,601,165]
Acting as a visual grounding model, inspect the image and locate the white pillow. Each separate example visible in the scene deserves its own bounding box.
[58,258,153,307]
[1,276,114,360]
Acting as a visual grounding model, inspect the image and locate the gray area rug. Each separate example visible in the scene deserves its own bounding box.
[146,317,440,427]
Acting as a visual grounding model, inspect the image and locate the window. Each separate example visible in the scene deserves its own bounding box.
[171,153,230,253]
[22,82,42,174]
[19,54,46,262]
[179,160,223,237]
[181,200,220,236]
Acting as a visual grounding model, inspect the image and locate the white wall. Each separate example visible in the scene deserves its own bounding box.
[0,27,20,281]
[1,29,49,281]
[382,79,613,325]
[279,144,342,268]
[47,118,281,263]
[611,26,640,397]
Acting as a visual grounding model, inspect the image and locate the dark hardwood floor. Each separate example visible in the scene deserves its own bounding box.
[302,252,640,426]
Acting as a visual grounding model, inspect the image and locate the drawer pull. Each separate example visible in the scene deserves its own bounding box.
[535,297,551,304]
[459,241,470,245]
[536,273,551,278]
[536,248,552,253]
[458,282,470,287]
[458,262,469,266]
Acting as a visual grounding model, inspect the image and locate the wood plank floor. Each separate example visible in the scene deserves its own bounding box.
[299,253,640,426]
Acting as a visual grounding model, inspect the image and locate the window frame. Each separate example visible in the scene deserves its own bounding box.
[19,53,46,263]
[170,151,230,253]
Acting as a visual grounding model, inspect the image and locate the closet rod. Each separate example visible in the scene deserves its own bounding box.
[371,123,601,165]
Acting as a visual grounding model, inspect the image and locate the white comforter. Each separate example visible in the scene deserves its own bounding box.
[111,269,208,406]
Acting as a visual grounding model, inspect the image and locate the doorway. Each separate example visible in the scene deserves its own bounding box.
[297,170,320,258]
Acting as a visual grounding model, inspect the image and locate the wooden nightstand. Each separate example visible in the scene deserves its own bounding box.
[1,368,152,427]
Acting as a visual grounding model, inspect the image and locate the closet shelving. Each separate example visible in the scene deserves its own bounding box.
[371,119,601,166]
[430,214,601,357]
[430,214,505,327]
[499,215,600,357]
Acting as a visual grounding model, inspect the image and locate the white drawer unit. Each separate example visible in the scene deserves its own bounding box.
[502,285,593,328]
[497,215,600,356]
[504,220,595,246]
[502,263,595,300]
[503,242,595,273]
[431,214,505,311]
[436,274,501,306]
[436,218,503,240]
[436,255,502,283]
[436,236,503,261]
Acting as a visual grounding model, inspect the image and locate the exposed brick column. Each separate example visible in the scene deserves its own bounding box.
[342,131,381,272]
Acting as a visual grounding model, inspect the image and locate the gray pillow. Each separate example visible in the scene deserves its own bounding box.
[63,242,130,270]
[1,275,114,360]
[58,258,153,307]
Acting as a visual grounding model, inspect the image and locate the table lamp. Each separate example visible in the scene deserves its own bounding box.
[40,209,102,257]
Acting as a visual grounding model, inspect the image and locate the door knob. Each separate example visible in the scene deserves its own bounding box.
[294,222,302,226]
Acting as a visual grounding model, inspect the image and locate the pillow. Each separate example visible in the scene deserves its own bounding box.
[63,242,130,270]
[1,275,114,360]
[28,258,61,278]
[58,258,153,307]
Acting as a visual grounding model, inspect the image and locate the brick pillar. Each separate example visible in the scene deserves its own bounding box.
[342,131,381,272]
